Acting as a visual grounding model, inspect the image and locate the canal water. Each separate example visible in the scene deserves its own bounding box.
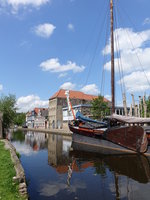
[9,130,150,200]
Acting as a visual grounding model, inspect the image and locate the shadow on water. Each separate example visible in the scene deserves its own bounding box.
[70,150,150,184]
[9,130,150,200]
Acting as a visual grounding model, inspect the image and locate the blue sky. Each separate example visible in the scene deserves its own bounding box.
[0,0,150,112]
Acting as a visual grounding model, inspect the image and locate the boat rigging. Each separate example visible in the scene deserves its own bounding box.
[65,0,150,154]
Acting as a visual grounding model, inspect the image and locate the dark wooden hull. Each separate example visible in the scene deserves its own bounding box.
[105,126,148,153]
[69,124,148,153]
[142,127,150,145]
[72,134,137,155]
[147,134,150,145]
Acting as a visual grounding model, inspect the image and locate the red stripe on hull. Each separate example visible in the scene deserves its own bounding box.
[69,125,104,138]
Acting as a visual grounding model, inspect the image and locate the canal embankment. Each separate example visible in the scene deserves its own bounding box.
[0,139,28,200]
[18,127,73,137]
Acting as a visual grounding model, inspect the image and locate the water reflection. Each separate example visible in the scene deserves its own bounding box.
[10,130,150,200]
[10,130,48,156]
[70,150,150,184]
[69,150,150,199]
[48,134,71,169]
[25,131,48,151]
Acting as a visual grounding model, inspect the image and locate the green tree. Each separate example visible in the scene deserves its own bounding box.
[146,97,150,117]
[0,94,17,130]
[14,113,26,126]
[91,95,110,120]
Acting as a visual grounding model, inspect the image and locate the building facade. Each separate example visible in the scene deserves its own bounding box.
[49,89,109,129]
[26,108,49,129]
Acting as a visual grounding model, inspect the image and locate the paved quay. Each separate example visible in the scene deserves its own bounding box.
[18,127,73,137]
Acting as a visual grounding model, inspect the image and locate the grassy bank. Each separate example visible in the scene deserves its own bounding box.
[0,141,25,200]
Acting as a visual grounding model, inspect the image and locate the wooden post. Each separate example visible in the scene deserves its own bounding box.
[123,93,127,116]
[131,94,136,116]
[129,104,132,117]
[143,95,147,118]
[135,105,138,117]
[138,96,142,118]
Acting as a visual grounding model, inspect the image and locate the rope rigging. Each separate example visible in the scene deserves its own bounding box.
[73,0,110,95]
[71,0,150,106]
[115,1,150,92]
[100,4,110,96]
[84,1,110,88]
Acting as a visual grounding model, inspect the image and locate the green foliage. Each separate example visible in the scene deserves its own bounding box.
[13,130,25,142]
[146,97,150,117]
[91,95,110,120]
[14,113,26,126]
[0,94,17,130]
[140,96,150,117]
[0,141,25,200]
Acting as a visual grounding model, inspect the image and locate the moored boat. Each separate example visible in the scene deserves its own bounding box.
[72,132,149,155]
[66,0,149,154]
[67,102,148,153]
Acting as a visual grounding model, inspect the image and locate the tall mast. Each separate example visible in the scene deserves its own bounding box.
[110,0,115,114]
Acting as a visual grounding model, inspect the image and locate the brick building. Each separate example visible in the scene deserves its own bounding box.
[49,89,109,129]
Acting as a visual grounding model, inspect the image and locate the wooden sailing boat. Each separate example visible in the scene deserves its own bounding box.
[66,0,148,154]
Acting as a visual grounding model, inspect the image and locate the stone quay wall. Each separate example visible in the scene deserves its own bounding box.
[2,139,28,199]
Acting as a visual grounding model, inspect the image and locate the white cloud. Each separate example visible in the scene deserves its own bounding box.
[119,71,150,92]
[143,18,150,25]
[0,84,3,91]
[104,48,150,73]
[40,180,86,197]
[0,0,50,14]
[60,82,76,90]
[58,73,67,78]
[104,94,111,101]
[103,28,150,55]
[40,58,85,73]
[12,141,36,156]
[33,23,56,38]
[103,27,150,93]
[16,95,48,112]
[68,23,74,31]
[19,40,32,48]
[80,84,99,95]
[1,0,50,7]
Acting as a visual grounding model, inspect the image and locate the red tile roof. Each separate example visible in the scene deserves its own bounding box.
[34,108,39,115]
[34,108,48,115]
[50,89,109,102]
